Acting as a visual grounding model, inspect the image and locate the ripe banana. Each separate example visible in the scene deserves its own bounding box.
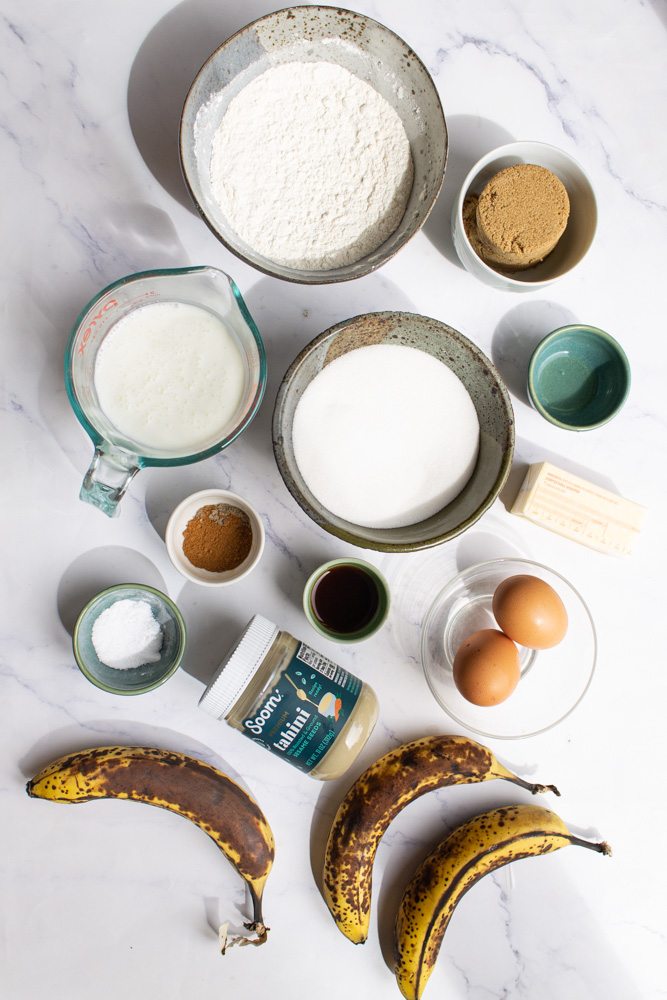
[322,734,559,944]
[394,803,611,1000]
[26,745,275,946]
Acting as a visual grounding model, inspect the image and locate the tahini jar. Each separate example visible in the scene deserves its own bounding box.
[199,615,378,780]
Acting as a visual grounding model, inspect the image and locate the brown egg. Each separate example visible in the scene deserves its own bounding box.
[452,629,521,706]
[492,574,568,649]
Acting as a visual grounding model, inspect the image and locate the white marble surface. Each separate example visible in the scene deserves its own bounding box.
[2,1,666,997]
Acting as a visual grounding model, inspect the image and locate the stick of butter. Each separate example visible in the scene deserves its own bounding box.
[510,461,647,557]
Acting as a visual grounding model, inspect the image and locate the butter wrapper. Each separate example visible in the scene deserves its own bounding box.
[510,461,647,557]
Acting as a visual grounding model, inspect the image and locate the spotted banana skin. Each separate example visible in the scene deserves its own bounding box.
[394,803,612,1000]
[322,734,559,944]
[26,745,275,942]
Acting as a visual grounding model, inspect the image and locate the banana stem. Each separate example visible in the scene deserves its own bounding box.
[509,776,561,797]
[244,885,269,943]
[569,836,612,856]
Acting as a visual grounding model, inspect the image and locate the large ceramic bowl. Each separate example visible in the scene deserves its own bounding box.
[272,312,514,552]
[180,6,447,284]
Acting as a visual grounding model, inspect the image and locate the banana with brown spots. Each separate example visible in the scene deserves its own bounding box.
[322,734,559,944]
[26,745,274,946]
[394,803,611,999]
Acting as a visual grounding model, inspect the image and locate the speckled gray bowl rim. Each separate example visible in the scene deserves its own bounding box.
[527,323,631,431]
[179,5,447,285]
[272,311,515,552]
[73,584,187,695]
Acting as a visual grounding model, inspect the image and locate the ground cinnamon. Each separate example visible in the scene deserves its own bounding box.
[182,503,253,573]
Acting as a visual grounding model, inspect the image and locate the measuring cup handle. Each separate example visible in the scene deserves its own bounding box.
[79,446,140,517]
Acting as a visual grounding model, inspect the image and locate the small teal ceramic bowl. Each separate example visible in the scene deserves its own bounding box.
[303,558,391,643]
[527,325,630,430]
[73,584,186,694]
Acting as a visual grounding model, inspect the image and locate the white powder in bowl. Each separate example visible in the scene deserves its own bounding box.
[209,61,414,270]
[91,598,164,671]
[292,345,480,529]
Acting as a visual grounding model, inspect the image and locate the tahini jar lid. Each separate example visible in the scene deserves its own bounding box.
[198,614,279,719]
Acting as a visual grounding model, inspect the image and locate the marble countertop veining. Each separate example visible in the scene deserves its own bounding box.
[2,1,666,997]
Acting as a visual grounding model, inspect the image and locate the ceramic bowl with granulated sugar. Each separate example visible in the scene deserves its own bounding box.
[165,489,265,586]
[273,312,514,553]
[180,6,447,284]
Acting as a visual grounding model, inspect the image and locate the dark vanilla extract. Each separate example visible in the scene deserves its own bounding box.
[310,564,379,634]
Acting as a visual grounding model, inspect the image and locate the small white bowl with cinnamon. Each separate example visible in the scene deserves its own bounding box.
[165,489,265,586]
[452,141,597,292]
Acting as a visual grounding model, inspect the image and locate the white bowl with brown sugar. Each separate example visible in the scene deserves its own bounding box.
[452,141,597,292]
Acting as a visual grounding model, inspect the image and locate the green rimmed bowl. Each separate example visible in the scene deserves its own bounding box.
[73,585,186,694]
[528,324,630,430]
[272,312,514,552]
[303,558,391,643]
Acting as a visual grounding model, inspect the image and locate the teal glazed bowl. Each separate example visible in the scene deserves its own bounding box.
[528,325,630,431]
[73,584,186,695]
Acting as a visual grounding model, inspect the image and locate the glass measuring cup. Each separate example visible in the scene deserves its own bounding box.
[65,266,266,517]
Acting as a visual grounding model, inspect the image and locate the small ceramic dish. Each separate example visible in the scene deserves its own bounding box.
[165,489,265,586]
[273,311,514,552]
[73,584,186,695]
[527,324,630,430]
[421,558,596,739]
[452,141,597,292]
[180,6,447,284]
[303,558,391,643]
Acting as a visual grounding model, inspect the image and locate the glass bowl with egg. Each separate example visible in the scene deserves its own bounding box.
[179,6,447,284]
[272,312,514,552]
[421,558,596,738]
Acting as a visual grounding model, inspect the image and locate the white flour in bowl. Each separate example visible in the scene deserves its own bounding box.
[292,344,480,529]
[209,61,414,270]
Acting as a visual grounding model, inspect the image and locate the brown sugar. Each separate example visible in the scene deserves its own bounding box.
[471,164,570,272]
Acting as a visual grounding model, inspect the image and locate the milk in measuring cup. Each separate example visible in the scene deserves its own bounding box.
[94,301,246,451]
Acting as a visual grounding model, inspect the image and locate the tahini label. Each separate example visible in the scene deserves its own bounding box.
[241,642,361,773]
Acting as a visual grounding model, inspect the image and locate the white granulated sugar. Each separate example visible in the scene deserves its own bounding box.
[91,598,164,671]
[210,61,414,269]
[292,345,480,529]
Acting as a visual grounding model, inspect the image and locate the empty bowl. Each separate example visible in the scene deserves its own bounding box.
[165,489,265,586]
[180,6,447,284]
[452,141,597,292]
[272,311,514,552]
[73,584,186,695]
[528,325,630,430]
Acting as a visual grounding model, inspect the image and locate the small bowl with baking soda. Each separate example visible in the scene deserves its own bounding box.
[73,584,186,695]
[452,141,597,292]
[527,325,630,430]
[165,489,265,586]
[303,558,391,643]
